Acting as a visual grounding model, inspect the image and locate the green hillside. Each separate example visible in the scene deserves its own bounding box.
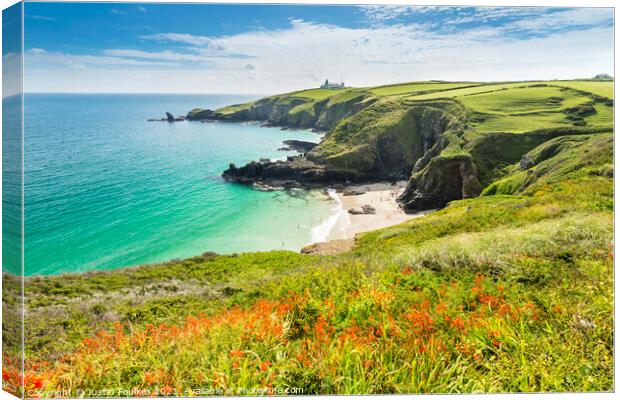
[207,79,612,211]
[4,79,613,396]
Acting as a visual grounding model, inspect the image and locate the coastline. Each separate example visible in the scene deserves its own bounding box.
[323,181,432,242]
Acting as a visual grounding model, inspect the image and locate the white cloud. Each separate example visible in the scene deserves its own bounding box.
[103,49,213,63]
[360,5,419,22]
[28,15,57,22]
[137,6,147,13]
[360,6,613,33]
[24,12,613,94]
[26,48,177,68]
[359,5,540,24]
[141,33,221,49]
[507,8,613,32]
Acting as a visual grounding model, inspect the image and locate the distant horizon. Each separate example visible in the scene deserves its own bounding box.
[18,75,614,97]
[15,3,613,95]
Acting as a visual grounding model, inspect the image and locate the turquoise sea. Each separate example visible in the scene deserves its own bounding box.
[22,93,338,275]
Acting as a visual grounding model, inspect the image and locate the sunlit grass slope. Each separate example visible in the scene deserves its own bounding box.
[6,135,613,396]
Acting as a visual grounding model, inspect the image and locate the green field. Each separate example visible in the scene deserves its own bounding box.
[406,82,534,100]
[5,78,614,397]
[213,80,612,138]
[550,80,614,99]
[292,88,349,99]
[458,86,589,114]
[368,81,482,96]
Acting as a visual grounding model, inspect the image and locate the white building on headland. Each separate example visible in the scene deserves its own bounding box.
[320,79,345,89]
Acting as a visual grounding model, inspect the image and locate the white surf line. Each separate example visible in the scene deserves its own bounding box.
[309,188,351,244]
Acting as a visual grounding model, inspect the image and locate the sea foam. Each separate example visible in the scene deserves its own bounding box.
[309,189,350,244]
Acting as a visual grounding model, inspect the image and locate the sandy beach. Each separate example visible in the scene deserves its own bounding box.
[325,181,431,241]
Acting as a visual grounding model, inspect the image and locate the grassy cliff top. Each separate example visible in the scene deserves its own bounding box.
[216,79,613,119]
[217,80,614,148]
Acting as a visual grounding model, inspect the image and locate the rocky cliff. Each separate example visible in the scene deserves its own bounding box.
[218,96,485,209]
[187,90,376,131]
[188,81,612,212]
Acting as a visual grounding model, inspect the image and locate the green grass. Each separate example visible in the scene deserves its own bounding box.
[217,101,257,115]
[426,85,600,133]
[291,88,346,100]
[406,82,536,100]
[549,80,614,99]
[470,112,572,133]
[14,166,613,396]
[459,86,591,115]
[585,103,614,127]
[368,81,481,96]
[481,133,612,196]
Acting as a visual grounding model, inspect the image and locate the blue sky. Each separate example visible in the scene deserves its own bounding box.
[22,3,614,93]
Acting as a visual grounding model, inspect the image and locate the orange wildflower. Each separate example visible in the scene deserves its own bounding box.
[260,361,272,372]
[450,316,465,330]
[405,308,434,334]
[435,301,447,314]
[143,372,157,385]
[229,350,244,358]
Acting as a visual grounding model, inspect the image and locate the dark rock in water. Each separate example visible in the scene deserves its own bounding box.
[222,161,264,185]
[149,112,184,122]
[222,156,361,186]
[253,182,277,192]
[281,180,302,189]
[282,140,318,153]
[278,147,291,151]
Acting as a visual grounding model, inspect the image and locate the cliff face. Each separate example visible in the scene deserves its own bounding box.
[192,81,612,212]
[187,91,376,131]
[399,155,481,211]
[220,97,485,210]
